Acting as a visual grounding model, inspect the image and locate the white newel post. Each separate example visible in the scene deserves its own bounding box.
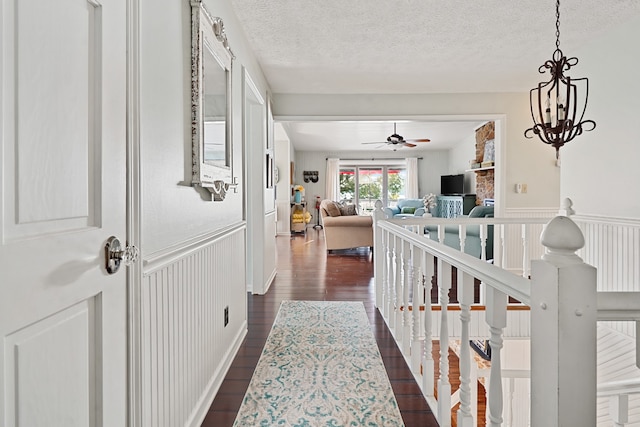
[531,215,597,427]
[372,200,385,309]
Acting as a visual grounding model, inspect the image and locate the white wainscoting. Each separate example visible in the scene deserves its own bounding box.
[430,309,531,340]
[573,214,640,338]
[276,200,291,236]
[263,210,277,294]
[140,224,247,427]
[500,208,557,275]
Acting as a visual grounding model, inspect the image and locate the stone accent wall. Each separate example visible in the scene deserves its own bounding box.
[475,122,495,205]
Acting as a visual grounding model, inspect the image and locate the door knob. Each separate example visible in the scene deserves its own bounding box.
[105,236,139,274]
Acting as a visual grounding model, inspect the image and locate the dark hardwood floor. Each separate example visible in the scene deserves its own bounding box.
[202,227,439,426]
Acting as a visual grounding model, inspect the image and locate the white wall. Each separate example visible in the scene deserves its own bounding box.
[141,0,269,254]
[561,15,640,219]
[274,93,560,211]
[274,124,293,234]
[138,0,270,424]
[292,150,450,203]
[448,132,478,195]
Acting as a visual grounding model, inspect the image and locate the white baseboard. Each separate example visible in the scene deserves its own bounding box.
[190,321,248,427]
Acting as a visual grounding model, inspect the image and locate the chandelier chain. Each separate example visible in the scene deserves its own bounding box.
[555,0,561,50]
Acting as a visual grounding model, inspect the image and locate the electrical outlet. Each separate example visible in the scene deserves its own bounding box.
[224,306,229,327]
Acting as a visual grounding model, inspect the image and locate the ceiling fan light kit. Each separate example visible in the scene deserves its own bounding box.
[362,122,431,149]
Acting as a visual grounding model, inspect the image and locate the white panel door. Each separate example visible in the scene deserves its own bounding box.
[0,0,128,426]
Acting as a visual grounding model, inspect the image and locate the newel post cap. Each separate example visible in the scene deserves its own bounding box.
[540,216,585,266]
[372,199,385,223]
[558,197,576,216]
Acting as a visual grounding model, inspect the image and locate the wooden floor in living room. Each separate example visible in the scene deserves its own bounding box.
[201,227,439,426]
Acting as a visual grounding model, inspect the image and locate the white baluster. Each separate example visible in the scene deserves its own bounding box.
[459,224,467,255]
[500,224,506,268]
[479,224,487,306]
[637,320,640,370]
[402,240,412,354]
[486,286,507,427]
[522,224,530,278]
[531,215,596,427]
[372,200,385,308]
[380,230,389,320]
[394,235,404,341]
[388,236,397,331]
[505,378,514,427]
[411,244,422,374]
[437,258,452,427]
[422,252,435,397]
[480,223,487,262]
[609,394,628,427]
[457,271,475,427]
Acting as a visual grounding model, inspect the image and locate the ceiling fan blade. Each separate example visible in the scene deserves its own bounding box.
[403,142,417,148]
[361,141,388,145]
[404,138,431,143]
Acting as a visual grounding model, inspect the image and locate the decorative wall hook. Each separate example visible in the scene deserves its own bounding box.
[303,171,319,183]
[209,178,238,201]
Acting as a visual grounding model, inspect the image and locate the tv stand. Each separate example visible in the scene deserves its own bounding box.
[436,194,476,218]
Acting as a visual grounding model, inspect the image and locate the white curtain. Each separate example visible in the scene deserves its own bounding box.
[406,157,419,199]
[325,158,340,201]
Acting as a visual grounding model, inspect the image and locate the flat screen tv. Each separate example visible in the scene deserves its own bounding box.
[441,174,464,195]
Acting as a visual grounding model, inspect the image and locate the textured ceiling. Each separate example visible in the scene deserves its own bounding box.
[230,0,640,151]
[278,120,486,153]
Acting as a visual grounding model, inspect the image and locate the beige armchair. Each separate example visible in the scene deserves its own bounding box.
[319,200,373,251]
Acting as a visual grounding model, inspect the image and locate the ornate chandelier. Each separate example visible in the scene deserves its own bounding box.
[524,0,596,158]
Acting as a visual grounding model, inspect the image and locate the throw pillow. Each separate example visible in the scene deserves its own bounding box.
[325,201,342,217]
[401,206,416,215]
[339,204,358,216]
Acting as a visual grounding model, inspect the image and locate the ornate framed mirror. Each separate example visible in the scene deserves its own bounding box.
[190,0,235,200]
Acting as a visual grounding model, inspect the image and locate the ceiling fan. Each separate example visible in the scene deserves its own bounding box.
[362,122,431,149]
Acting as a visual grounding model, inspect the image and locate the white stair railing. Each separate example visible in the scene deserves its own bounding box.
[372,201,602,426]
[372,200,640,426]
[598,379,640,427]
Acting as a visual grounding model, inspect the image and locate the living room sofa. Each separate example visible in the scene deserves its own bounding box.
[425,205,494,260]
[320,200,373,251]
[383,199,426,219]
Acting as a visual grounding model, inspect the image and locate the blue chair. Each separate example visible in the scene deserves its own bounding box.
[383,199,426,218]
[425,205,494,260]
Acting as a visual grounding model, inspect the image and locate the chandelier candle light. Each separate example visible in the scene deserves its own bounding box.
[524,0,596,158]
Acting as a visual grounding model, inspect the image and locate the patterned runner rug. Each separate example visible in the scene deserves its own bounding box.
[233,300,405,426]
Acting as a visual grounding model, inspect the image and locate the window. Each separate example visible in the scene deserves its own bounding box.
[339,164,407,215]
